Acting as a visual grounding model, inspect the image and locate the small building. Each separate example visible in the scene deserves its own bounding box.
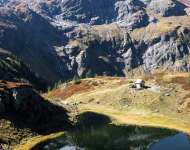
[135,79,145,90]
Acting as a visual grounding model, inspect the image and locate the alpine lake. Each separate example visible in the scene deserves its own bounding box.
[35,112,190,150]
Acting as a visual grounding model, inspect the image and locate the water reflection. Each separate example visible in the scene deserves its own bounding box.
[149,133,190,150]
[38,112,190,150]
[60,146,84,150]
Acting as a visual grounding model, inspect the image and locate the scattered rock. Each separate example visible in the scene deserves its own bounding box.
[96,101,100,104]
[88,98,95,103]
[154,109,160,113]
[165,93,171,96]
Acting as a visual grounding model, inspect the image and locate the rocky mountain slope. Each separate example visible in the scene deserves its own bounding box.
[0,0,190,83]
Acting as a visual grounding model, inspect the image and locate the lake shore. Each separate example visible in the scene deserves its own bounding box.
[79,104,190,135]
[14,104,190,150]
[14,132,65,150]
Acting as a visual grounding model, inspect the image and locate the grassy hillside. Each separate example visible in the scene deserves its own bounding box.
[45,72,190,134]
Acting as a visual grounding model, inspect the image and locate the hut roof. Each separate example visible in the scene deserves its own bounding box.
[135,79,145,84]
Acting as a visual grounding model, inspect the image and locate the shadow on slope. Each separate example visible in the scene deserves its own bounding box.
[0,89,72,135]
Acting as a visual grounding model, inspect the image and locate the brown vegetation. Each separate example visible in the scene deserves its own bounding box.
[183,93,190,99]
[143,72,166,85]
[169,77,190,90]
[46,80,99,100]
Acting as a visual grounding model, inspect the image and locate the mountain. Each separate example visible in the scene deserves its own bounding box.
[1,1,190,149]
[0,0,190,83]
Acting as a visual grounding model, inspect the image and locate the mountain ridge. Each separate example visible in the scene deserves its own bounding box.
[0,0,190,83]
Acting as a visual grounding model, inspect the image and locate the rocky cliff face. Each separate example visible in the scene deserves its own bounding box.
[0,0,190,82]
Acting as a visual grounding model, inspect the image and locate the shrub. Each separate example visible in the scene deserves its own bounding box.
[47,80,63,92]
[85,70,95,78]
[73,75,81,84]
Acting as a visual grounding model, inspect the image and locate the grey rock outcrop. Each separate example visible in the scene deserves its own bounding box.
[148,0,187,17]
[141,29,190,71]
[24,0,149,29]
[0,0,190,82]
[63,24,190,75]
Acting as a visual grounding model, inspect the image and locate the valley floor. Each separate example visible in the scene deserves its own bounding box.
[14,72,190,149]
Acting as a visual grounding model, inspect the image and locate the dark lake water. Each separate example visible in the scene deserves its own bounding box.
[149,133,190,150]
[37,112,190,150]
[39,127,190,150]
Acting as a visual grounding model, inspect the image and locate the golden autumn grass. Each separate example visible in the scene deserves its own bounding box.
[59,72,190,134]
[14,132,64,150]
[79,104,190,135]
